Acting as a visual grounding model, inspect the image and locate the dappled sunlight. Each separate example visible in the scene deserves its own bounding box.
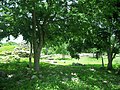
[0,61,120,90]
[39,63,120,89]
[1,0,120,89]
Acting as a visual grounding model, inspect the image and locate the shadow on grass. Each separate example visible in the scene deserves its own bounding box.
[0,61,120,90]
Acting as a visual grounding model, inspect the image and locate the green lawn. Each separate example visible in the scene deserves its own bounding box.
[0,45,16,53]
[40,55,120,67]
[0,59,120,90]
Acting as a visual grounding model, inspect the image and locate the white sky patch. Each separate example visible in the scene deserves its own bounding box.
[68,1,72,5]
[1,35,24,43]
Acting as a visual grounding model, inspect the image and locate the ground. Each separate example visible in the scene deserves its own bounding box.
[0,55,120,90]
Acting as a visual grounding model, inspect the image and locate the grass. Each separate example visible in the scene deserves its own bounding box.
[0,45,16,53]
[41,55,120,66]
[0,60,120,90]
[0,44,120,90]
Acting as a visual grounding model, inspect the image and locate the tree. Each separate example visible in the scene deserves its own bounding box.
[66,0,120,70]
[0,1,14,41]
[54,43,69,58]
[2,0,119,71]
[94,0,120,70]
[0,0,73,72]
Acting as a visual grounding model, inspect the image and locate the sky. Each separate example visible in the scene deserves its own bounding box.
[1,35,24,43]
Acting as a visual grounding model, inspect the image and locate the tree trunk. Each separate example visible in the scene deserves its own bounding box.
[62,54,65,58]
[107,59,112,70]
[101,56,104,67]
[29,42,32,69]
[32,2,45,72]
[33,46,41,72]
[32,3,40,72]
[32,6,44,72]
[107,50,113,70]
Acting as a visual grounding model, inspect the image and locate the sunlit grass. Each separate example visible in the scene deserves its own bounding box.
[0,61,120,90]
[40,55,120,67]
[0,45,16,53]
[0,53,120,90]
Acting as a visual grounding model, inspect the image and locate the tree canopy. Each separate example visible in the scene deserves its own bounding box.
[0,0,120,71]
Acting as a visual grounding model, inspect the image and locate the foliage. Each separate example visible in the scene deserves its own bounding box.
[42,43,69,55]
[66,0,120,70]
[93,0,120,70]
[1,0,120,70]
[42,47,56,55]
[53,43,69,55]
[0,0,76,71]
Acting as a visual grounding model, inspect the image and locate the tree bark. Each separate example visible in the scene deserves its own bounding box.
[106,35,114,70]
[107,50,113,70]
[29,41,32,69]
[62,54,65,58]
[32,3,40,72]
[107,58,113,70]
[33,46,41,72]
[101,56,104,67]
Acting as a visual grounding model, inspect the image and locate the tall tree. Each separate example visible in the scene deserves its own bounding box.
[67,0,120,70]
[94,0,120,70]
[1,0,72,72]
